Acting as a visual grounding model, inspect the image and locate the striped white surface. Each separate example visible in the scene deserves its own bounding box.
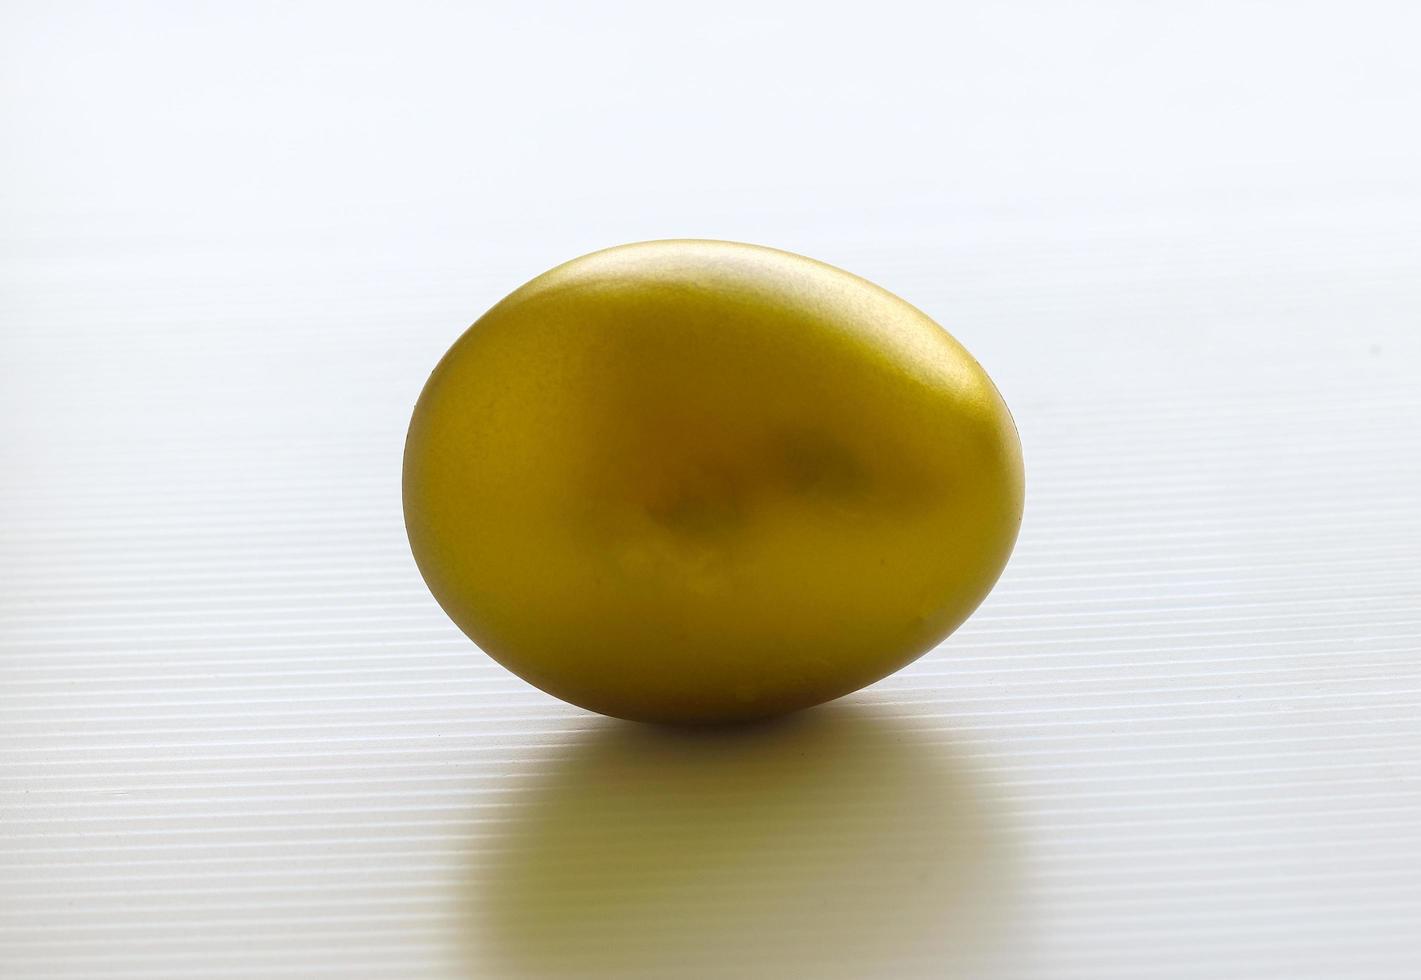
[3,3,1420,978]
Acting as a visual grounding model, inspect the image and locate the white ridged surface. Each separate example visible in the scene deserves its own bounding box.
[3,3,1421,978]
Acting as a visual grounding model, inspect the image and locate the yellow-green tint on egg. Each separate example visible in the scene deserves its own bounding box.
[403,240,1023,724]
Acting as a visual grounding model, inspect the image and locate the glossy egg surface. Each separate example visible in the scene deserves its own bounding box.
[403,240,1023,723]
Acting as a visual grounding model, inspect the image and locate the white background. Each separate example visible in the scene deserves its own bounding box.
[3,2,1420,977]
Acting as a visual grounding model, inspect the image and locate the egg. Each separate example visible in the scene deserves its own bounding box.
[403,240,1023,724]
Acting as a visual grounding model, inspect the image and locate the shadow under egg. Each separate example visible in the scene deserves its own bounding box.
[466,704,1018,979]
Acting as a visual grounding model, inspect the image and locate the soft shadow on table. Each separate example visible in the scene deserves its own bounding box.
[465,703,1019,979]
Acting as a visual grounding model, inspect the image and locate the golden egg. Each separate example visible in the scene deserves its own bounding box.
[403,240,1023,724]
